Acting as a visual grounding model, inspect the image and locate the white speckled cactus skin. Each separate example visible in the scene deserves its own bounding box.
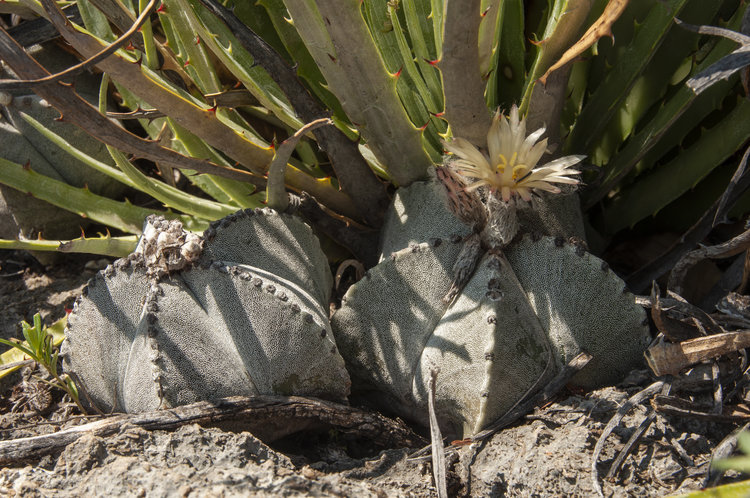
[62,209,350,413]
[331,179,650,438]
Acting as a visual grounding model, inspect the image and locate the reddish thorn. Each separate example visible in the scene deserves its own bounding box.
[529,38,544,47]
[65,308,73,315]
[126,42,136,51]
[156,3,166,13]
[481,6,491,17]
[133,54,143,66]
[430,111,445,118]
[54,113,64,122]
[394,67,403,79]
[418,121,429,132]
[207,104,218,114]
[327,53,337,63]
[23,160,31,171]
[195,36,201,45]
[425,58,439,66]
[183,58,191,67]
[233,81,242,88]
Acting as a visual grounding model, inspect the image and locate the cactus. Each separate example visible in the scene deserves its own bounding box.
[332,177,650,438]
[62,210,350,413]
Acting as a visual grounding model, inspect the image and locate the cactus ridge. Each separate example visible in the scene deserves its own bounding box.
[63,210,349,414]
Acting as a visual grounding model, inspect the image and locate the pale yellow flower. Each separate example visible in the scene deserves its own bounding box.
[442,105,584,202]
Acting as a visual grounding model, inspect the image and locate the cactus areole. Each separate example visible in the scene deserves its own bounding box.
[62,210,350,413]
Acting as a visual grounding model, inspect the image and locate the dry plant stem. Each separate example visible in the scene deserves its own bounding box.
[427,369,448,498]
[645,330,750,377]
[440,0,492,148]
[0,28,266,189]
[651,395,750,421]
[606,410,658,480]
[196,0,389,227]
[0,0,157,90]
[712,360,724,414]
[591,380,669,498]
[0,395,422,466]
[267,118,332,212]
[669,228,750,295]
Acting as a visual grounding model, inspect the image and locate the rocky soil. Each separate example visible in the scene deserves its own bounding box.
[0,250,745,497]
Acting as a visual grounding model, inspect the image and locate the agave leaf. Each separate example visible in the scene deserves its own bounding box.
[585,3,747,207]
[282,0,433,186]
[567,0,696,155]
[493,0,525,110]
[0,234,138,257]
[402,0,443,108]
[596,95,750,233]
[361,0,442,158]
[35,0,357,217]
[519,0,596,118]
[522,0,596,139]
[195,0,390,226]
[180,0,303,130]
[253,0,349,120]
[0,157,205,233]
[0,24,265,188]
[19,112,136,189]
[160,0,222,94]
[166,118,263,208]
[538,0,630,86]
[441,0,492,148]
[585,1,723,166]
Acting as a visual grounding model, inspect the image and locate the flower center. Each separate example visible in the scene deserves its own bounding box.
[497,152,529,183]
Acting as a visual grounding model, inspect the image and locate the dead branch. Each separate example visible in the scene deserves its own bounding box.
[645,330,750,377]
[591,381,670,498]
[651,395,750,422]
[669,228,750,296]
[0,0,157,90]
[0,395,423,466]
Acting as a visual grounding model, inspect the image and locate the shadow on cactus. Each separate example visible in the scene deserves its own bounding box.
[0,0,748,439]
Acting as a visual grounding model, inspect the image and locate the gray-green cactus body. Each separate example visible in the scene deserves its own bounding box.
[332,179,650,437]
[63,209,350,413]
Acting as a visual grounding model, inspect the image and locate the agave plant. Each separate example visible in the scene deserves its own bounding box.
[0,0,748,434]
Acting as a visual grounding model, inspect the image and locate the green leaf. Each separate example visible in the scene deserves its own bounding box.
[595,95,750,233]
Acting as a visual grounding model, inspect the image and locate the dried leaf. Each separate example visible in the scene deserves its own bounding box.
[539,0,630,86]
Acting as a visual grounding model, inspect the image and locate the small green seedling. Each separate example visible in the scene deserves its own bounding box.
[0,313,84,413]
